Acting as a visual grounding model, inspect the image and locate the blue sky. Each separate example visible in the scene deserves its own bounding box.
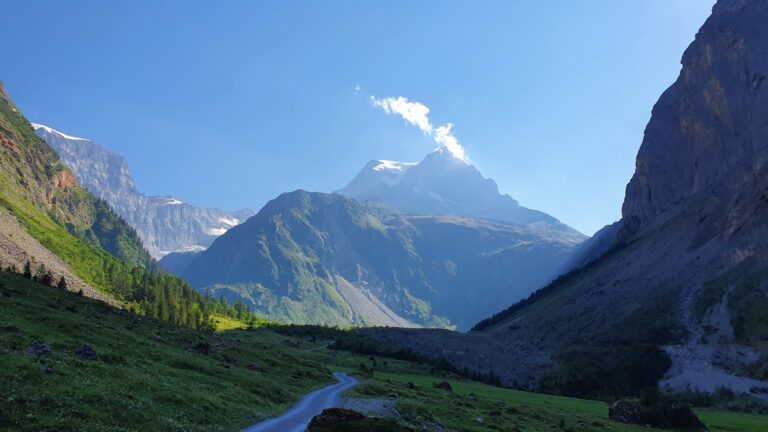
[1,0,714,235]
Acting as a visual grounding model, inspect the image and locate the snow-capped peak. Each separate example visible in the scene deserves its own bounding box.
[372,160,417,172]
[31,123,89,142]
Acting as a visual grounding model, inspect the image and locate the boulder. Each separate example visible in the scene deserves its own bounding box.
[307,408,365,431]
[25,341,52,359]
[433,381,453,392]
[74,344,98,361]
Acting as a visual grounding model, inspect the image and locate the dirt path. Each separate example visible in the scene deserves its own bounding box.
[240,372,359,432]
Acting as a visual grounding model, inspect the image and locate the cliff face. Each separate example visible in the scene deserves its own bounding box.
[35,125,254,258]
[367,1,768,397]
[487,0,768,395]
[622,0,768,238]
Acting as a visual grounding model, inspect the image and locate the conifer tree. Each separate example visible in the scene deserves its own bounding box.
[22,260,32,279]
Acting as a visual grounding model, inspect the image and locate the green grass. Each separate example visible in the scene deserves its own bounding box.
[0,273,335,431]
[2,272,765,432]
[345,370,767,432]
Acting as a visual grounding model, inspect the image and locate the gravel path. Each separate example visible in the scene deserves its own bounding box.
[240,372,359,432]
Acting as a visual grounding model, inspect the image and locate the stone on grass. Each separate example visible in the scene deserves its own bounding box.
[25,340,52,359]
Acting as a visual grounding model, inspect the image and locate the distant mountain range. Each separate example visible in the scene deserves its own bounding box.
[34,125,254,258]
[162,150,586,329]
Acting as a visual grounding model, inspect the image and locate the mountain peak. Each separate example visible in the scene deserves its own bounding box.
[31,123,89,142]
[339,149,579,232]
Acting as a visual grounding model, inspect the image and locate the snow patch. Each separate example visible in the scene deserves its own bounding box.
[218,216,240,227]
[31,123,89,141]
[165,198,183,205]
[372,160,417,172]
[205,227,228,236]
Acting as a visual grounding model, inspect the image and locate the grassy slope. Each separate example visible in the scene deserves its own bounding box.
[348,372,767,432]
[0,273,334,431]
[2,273,764,431]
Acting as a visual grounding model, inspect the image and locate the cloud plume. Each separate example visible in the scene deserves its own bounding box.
[371,95,467,161]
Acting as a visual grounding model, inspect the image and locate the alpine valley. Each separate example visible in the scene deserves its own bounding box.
[3,1,768,431]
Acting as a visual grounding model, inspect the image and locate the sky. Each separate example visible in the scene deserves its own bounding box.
[1,0,715,235]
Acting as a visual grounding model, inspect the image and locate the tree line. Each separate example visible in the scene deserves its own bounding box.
[2,257,266,331]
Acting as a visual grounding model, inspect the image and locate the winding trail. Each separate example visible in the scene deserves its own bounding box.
[241,372,359,432]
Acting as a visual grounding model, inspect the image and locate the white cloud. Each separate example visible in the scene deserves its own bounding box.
[434,123,465,161]
[370,95,467,161]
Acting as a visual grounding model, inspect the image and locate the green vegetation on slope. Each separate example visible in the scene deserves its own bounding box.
[2,274,764,432]
[0,272,334,431]
[0,81,224,330]
[0,87,151,270]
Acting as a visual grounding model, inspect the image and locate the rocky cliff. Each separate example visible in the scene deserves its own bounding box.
[34,125,254,258]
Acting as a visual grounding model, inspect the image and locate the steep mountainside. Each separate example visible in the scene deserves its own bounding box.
[164,190,584,329]
[34,125,254,258]
[365,0,768,399]
[339,149,584,233]
[0,81,211,330]
[0,83,152,271]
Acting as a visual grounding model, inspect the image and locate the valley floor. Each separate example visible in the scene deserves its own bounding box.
[0,272,765,432]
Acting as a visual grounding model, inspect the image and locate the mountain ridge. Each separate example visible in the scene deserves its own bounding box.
[34,124,254,258]
[164,189,584,329]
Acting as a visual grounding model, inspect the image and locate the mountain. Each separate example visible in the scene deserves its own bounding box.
[0,80,215,332]
[363,0,768,400]
[34,124,254,258]
[162,190,585,329]
[339,148,580,230]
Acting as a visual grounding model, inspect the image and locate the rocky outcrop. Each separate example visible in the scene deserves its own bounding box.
[34,125,254,258]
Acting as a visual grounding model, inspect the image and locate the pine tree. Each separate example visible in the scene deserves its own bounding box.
[57,276,68,290]
[22,260,32,279]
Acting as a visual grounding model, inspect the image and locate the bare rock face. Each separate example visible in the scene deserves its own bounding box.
[483,0,768,395]
[622,0,768,238]
[34,125,254,258]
